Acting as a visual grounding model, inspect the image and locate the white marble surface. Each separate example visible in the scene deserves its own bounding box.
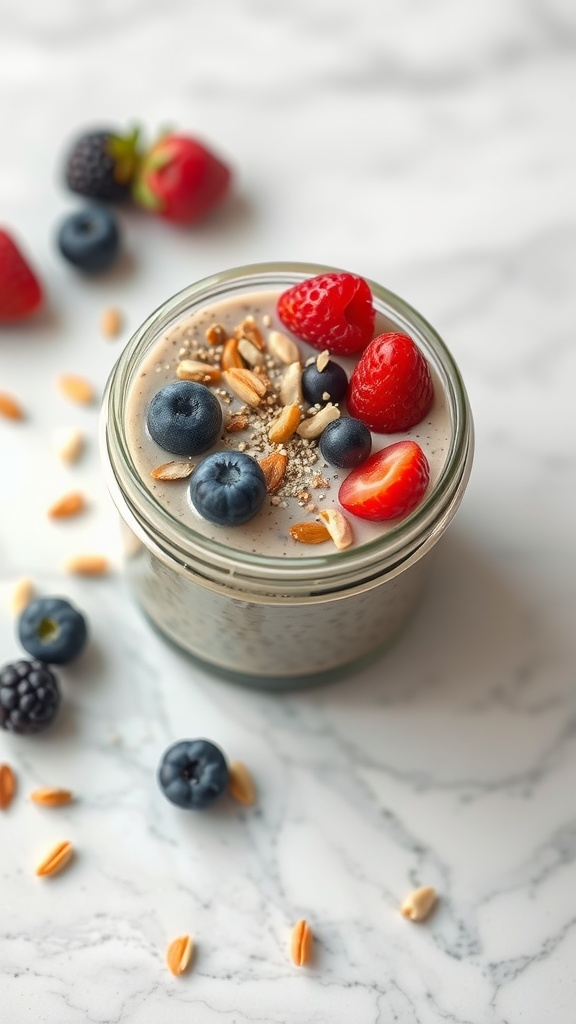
[1,1,576,1021]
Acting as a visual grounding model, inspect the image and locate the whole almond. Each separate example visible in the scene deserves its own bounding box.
[318,508,354,550]
[221,336,244,370]
[0,392,24,420]
[151,461,195,481]
[53,427,85,464]
[401,886,438,922]
[48,491,86,519]
[237,337,264,367]
[297,403,340,439]
[64,554,109,576]
[30,787,73,807]
[268,330,300,365]
[100,307,123,339]
[222,368,267,407]
[228,761,256,806]
[205,322,227,346]
[290,522,331,544]
[291,920,313,966]
[10,577,35,617]
[233,316,265,350]
[57,374,94,405]
[176,360,221,384]
[35,840,73,877]
[268,404,301,444]
[0,764,16,811]
[279,362,303,407]
[259,453,287,493]
[226,413,249,433]
[166,934,194,976]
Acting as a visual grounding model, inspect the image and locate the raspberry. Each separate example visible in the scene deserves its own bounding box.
[277,272,375,355]
[0,659,61,735]
[348,332,434,433]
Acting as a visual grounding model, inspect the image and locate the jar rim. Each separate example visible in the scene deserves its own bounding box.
[102,261,473,588]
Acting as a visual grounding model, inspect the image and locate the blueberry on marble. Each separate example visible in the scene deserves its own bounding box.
[147,380,223,456]
[189,451,267,526]
[301,359,348,405]
[0,659,61,735]
[319,417,372,468]
[18,596,88,665]
[157,739,229,810]
[57,205,120,272]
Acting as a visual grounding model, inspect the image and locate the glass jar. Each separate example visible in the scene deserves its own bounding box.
[101,262,473,687]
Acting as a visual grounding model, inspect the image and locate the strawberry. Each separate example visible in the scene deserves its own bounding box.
[277,272,375,355]
[133,134,231,224]
[348,332,434,433]
[338,440,430,522]
[0,230,43,322]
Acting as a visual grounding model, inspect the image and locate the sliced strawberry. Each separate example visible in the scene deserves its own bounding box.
[348,332,434,433]
[0,229,43,322]
[133,134,231,225]
[338,440,430,522]
[277,272,375,355]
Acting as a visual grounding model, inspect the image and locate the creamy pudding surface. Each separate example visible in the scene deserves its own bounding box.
[125,289,453,558]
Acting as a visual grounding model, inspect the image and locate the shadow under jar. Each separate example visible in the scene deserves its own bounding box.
[101,262,473,688]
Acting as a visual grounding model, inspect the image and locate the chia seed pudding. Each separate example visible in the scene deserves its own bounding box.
[101,263,473,685]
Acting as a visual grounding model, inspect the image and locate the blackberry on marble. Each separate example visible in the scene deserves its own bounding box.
[0,659,61,735]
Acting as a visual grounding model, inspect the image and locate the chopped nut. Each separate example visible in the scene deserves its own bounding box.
[222,368,267,407]
[263,314,272,327]
[289,522,331,544]
[10,577,35,617]
[228,761,256,805]
[318,508,354,550]
[401,886,438,922]
[0,392,24,420]
[297,403,340,439]
[53,427,85,464]
[176,360,221,384]
[100,307,123,339]
[35,840,73,877]
[233,316,265,350]
[0,764,16,811]
[226,413,249,433]
[291,920,313,966]
[221,336,244,370]
[48,491,86,519]
[268,404,301,444]
[259,453,287,493]
[279,362,303,407]
[316,349,330,372]
[167,934,194,976]
[151,461,195,481]
[237,337,264,367]
[268,330,300,365]
[205,322,227,346]
[57,374,94,405]
[64,554,109,576]
[30,787,73,807]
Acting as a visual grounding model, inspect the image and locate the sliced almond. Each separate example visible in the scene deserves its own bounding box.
[268,330,300,365]
[279,362,303,407]
[48,491,86,519]
[176,360,221,385]
[226,413,249,433]
[228,761,256,806]
[268,404,301,444]
[205,322,227,346]
[291,919,313,966]
[10,577,35,617]
[222,368,267,407]
[35,839,73,877]
[259,453,287,493]
[221,336,244,370]
[233,316,265,351]
[100,307,123,339]
[318,508,354,550]
[237,337,264,367]
[166,934,194,976]
[0,392,24,420]
[0,764,16,811]
[401,886,438,922]
[151,461,195,481]
[297,403,340,439]
[64,554,109,576]
[57,374,94,405]
[290,521,331,545]
[316,349,330,372]
[53,427,85,464]
[30,787,73,807]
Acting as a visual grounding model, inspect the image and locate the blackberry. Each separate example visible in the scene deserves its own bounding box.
[0,659,61,735]
[64,128,139,202]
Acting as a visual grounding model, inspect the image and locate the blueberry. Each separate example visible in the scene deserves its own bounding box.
[189,451,267,526]
[147,380,222,456]
[57,205,120,272]
[319,417,372,468]
[0,659,61,735]
[158,739,229,810]
[18,597,88,666]
[301,359,348,405]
